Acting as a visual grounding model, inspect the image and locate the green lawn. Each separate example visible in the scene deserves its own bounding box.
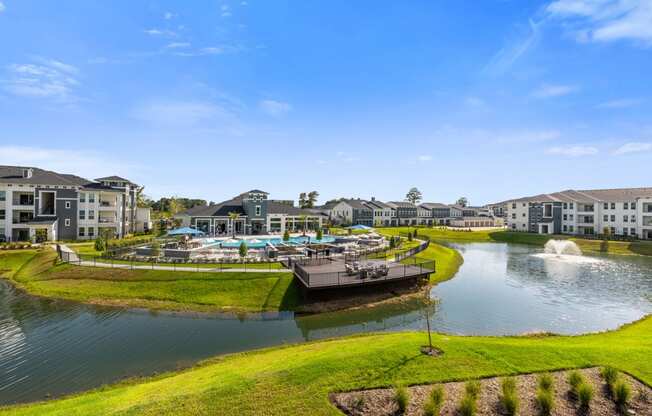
[1,316,649,416]
[378,227,652,256]
[2,249,299,313]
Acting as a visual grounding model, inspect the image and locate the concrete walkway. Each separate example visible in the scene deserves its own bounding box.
[58,244,290,273]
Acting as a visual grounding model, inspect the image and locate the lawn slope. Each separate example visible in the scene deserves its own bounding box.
[1,316,649,416]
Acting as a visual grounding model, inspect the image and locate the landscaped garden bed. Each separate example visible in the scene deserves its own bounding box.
[331,367,650,416]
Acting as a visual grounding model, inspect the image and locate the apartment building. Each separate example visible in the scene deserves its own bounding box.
[506,188,652,240]
[0,166,150,242]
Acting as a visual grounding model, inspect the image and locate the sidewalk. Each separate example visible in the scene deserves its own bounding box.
[58,244,291,273]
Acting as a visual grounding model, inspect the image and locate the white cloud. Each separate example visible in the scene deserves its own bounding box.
[0,2,6,13]
[417,155,432,162]
[144,28,176,37]
[164,12,175,20]
[172,46,236,57]
[259,99,291,116]
[221,5,232,17]
[166,42,191,49]
[532,84,579,98]
[464,96,486,107]
[596,98,643,108]
[132,100,232,127]
[336,151,358,163]
[2,59,81,103]
[546,0,652,45]
[546,145,598,157]
[613,142,652,155]
[484,19,542,76]
[0,146,139,177]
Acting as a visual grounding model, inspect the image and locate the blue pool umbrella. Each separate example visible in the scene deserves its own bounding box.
[167,227,206,236]
[347,224,373,230]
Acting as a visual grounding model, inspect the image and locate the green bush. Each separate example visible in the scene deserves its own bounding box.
[423,385,444,416]
[577,382,593,409]
[283,230,290,241]
[459,394,477,416]
[535,388,554,416]
[239,241,248,258]
[316,228,323,241]
[537,373,554,392]
[613,380,631,409]
[500,378,519,416]
[94,238,105,252]
[394,385,409,414]
[601,366,619,387]
[568,371,584,395]
[465,380,481,400]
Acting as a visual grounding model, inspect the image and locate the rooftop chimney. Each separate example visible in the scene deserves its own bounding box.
[23,168,33,179]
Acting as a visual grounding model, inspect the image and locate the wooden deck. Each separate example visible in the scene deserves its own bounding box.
[290,258,435,290]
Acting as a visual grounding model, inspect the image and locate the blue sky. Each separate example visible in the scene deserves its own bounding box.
[0,0,651,205]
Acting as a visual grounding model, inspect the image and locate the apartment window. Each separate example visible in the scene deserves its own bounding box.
[255,205,261,216]
[614,227,619,235]
[563,225,567,232]
[88,210,95,220]
[0,209,4,220]
[563,203,567,209]
[64,218,71,227]
[0,191,5,201]
[563,214,568,221]
[604,215,608,222]
[88,228,95,237]
[631,203,636,210]
[79,210,85,220]
[88,193,95,203]
[522,203,526,207]
[80,193,86,203]
[569,225,574,232]
[65,201,71,209]
[624,215,628,222]
[511,213,516,219]
[631,228,636,235]
[611,203,615,209]
[624,202,629,209]
[604,202,608,209]
[512,203,516,209]
[79,227,85,237]
[570,203,574,209]
[522,213,526,217]
[631,215,636,222]
[611,215,615,222]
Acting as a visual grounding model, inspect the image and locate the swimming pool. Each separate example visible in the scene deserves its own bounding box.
[205,235,336,249]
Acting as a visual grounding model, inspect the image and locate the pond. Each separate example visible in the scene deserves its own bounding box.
[1,242,650,404]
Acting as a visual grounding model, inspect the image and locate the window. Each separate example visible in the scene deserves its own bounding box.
[65,201,71,209]
[64,218,71,227]
[622,228,626,236]
[611,203,615,209]
[88,210,95,220]
[563,203,568,209]
[255,205,261,216]
[79,227,85,237]
[631,203,636,210]
[631,215,636,222]
[563,214,568,220]
[80,193,86,203]
[624,202,629,209]
[611,215,615,222]
[39,191,56,215]
[0,209,4,220]
[604,203,608,209]
[631,228,636,235]
[88,193,95,203]
[604,215,608,221]
[563,225,567,232]
[624,215,628,222]
[79,210,85,220]
[569,214,574,220]
[569,225,574,232]
[512,203,516,209]
[0,191,5,201]
[522,213,526,217]
[511,213,516,219]
[88,228,95,237]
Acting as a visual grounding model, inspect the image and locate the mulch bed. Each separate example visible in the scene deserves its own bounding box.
[331,368,651,416]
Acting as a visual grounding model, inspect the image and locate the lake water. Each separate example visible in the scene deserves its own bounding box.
[1,242,650,404]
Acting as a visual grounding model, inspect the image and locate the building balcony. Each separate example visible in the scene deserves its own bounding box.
[98,217,118,224]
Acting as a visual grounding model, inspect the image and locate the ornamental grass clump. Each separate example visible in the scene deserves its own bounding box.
[535,388,554,416]
[423,385,444,416]
[500,377,519,416]
[538,373,554,393]
[459,381,480,416]
[577,382,594,410]
[601,366,619,392]
[465,380,481,400]
[394,385,409,414]
[613,380,631,410]
[568,370,584,396]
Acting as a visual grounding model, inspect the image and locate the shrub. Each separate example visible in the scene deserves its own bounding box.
[459,394,477,416]
[407,232,413,242]
[283,230,290,241]
[465,380,481,400]
[568,371,584,395]
[613,380,631,410]
[423,386,444,416]
[94,238,105,253]
[239,241,248,258]
[352,395,365,411]
[538,373,554,392]
[394,385,409,414]
[535,388,554,416]
[601,366,619,389]
[577,382,593,409]
[500,378,519,416]
[316,228,323,240]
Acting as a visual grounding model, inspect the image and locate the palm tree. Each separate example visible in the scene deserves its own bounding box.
[299,214,308,236]
[228,212,241,238]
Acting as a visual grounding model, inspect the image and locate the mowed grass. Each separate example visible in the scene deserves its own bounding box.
[1,316,649,416]
[4,249,299,313]
[378,227,652,256]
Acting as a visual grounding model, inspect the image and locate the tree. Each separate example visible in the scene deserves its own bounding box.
[456,197,468,207]
[228,212,241,238]
[422,296,437,355]
[298,191,320,209]
[238,241,248,258]
[168,197,182,216]
[299,214,309,236]
[389,236,396,249]
[316,228,323,241]
[405,187,422,205]
[283,229,290,241]
[298,193,308,208]
[150,243,160,258]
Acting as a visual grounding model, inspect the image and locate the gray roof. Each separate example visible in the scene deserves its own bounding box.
[365,200,392,209]
[420,202,449,210]
[508,187,652,204]
[267,201,316,216]
[177,197,317,218]
[95,175,136,185]
[387,201,417,209]
[0,165,92,187]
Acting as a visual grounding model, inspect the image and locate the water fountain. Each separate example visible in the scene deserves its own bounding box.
[543,240,582,256]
